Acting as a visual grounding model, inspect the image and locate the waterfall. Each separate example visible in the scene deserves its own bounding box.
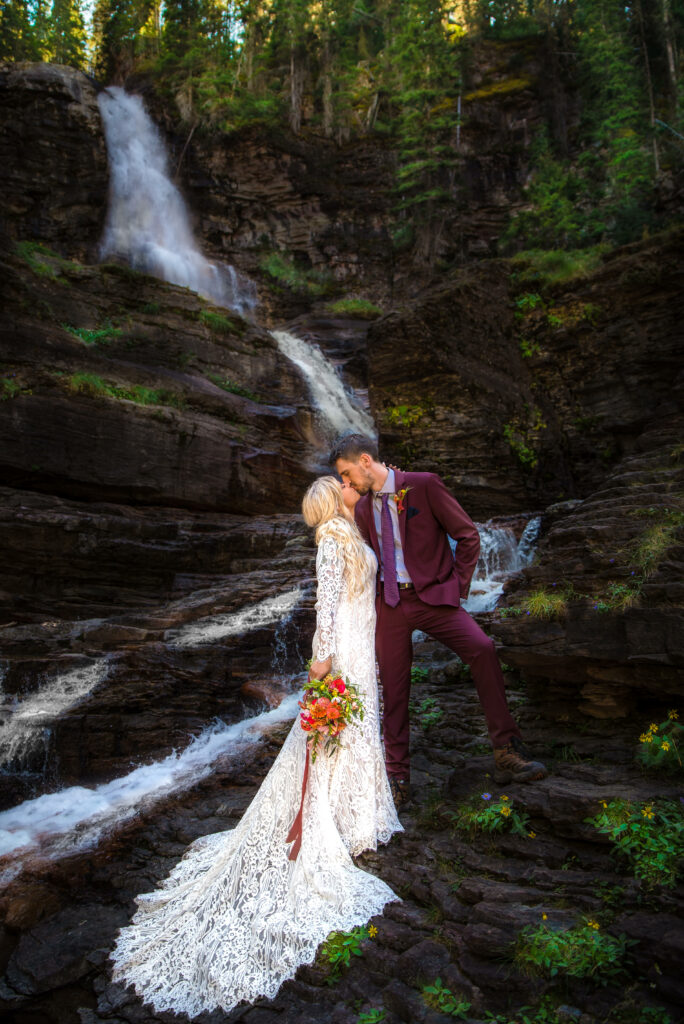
[97,87,256,315]
[165,589,302,649]
[461,516,541,614]
[0,692,301,871]
[0,660,109,769]
[271,329,375,437]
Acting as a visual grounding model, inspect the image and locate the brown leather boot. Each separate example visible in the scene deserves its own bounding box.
[389,776,411,809]
[493,737,547,784]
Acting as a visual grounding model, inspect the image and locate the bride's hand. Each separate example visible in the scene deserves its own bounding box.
[309,657,332,681]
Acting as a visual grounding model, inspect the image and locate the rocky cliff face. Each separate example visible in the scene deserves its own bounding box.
[366,229,684,521]
[0,63,108,261]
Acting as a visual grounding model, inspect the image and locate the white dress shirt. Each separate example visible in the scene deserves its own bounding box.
[372,468,412,583]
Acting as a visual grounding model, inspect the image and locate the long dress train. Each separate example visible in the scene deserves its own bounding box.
[109,526,403,1018]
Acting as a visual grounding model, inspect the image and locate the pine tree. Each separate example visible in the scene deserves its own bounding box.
[0,0,40,59]
[49,0,86,66]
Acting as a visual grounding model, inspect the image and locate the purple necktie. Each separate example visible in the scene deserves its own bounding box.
[381,493,400,607]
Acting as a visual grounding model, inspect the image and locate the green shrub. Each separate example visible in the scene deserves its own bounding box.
[452,792,531,837]
[410,696,444,731]
[587,798,684,887]
[385,404,425,428]
[1,377,23,400]
[524,587,568,619]
[593,580,641,613]
[637,712,683,774]
[422,978,471,1018]
[63,322,122,347]
[319,925,374,983]
[357,1010,386,1024]
[503,407,547,469]
[514,919,631,982]
[259,252,333,296]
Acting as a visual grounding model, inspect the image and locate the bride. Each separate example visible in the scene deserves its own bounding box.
[109,475,403,1018]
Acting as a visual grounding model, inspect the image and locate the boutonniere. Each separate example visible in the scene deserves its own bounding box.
[391,487,412,514]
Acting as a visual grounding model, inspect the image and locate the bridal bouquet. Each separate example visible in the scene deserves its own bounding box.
[298,674,365,762]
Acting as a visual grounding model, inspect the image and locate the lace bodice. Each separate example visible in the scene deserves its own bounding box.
[109,528,401,1018]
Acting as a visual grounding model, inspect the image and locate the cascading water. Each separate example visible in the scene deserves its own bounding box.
[0,693,302,873]
[271,329,375,437]
[97,87,373,437]
[97,87,257,315]
[461,516,541,614]
[165,590,302,649]
[0,660,110,769]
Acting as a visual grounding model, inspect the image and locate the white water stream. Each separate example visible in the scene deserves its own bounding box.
[462,516,541,614]
[0,660,110,768]
[98,87,256,314]
[0,693,301,876]
[271,329,375,437]
[165,589,303,649]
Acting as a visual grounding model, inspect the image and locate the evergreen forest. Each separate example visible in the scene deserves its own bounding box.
[2,1,683,262]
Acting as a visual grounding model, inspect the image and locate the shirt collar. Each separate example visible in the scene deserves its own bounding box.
[374,467,395,498]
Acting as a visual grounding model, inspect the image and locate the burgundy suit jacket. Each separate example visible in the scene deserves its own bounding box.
[354,471,480,607]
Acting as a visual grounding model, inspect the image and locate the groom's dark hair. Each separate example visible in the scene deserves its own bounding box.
[329,432,379,465]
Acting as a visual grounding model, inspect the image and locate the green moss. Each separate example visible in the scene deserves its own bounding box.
[632,511,684,576]
[66,372,184,409]
[464,76,534,102]
[503,406,547,469]
[325,298,383,319]
[207,372,260,402]
[385,403,425,428]
[15,240,75,281]
[1,377,31,400]
[199,309,244,335]
[259,252,334,297]
[510,246,608,288]
[63,322,122,347]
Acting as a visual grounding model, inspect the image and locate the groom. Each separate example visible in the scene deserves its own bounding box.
[330,432,547,808]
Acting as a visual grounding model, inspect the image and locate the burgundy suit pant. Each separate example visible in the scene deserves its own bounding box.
[375,587,521,779]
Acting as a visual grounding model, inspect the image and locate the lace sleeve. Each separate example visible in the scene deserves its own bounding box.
[314,532,345,662]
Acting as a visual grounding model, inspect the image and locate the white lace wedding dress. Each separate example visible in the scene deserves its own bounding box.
[109,526,403,1018]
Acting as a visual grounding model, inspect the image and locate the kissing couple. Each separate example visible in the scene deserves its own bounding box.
[109,433,547,1018]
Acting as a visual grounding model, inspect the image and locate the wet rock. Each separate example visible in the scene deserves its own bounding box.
[5,903,127,996]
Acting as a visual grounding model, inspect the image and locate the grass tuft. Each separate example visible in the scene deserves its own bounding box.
[325,297,383,319]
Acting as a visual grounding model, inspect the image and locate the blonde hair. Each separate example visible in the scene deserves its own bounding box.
[302,476,369,598]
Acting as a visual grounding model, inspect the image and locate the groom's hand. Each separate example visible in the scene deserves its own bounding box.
[309,657,332,681]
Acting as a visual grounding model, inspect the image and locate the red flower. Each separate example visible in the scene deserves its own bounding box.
[332,678,346,694]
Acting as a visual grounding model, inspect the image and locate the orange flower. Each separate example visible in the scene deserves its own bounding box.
[326,705,341,721]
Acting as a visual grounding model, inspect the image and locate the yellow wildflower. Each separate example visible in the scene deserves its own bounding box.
[500,805,511,817]
[528,831,536,839]
[601,801,608,808]
[542,913,548,921]
[639,734,649,743]
[501,795,509,801]
[641,805,655,820]
[643,734,653,743]
[662,741,670,752]
[587,920,600,930]
[668,709,678,720]
[649,723,658,733]
[368,925,378,938]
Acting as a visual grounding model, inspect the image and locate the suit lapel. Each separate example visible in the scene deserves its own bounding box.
[393,469,408,551]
